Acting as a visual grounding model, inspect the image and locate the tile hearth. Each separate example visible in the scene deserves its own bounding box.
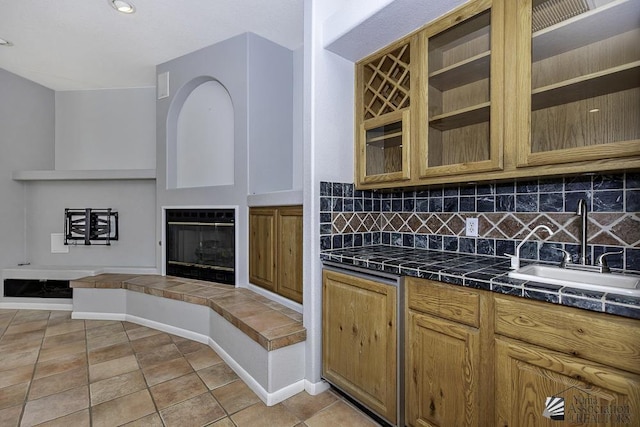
[70,274,306,351]
[0,309,379,427]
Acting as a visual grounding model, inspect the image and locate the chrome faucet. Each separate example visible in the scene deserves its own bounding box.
[576,199,588,265]
[563,198,622,273]
[506,224,555,270]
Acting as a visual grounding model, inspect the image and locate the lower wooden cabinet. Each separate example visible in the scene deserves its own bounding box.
[405,278,494,427]
[322,269,398,424]
[276,206,303,303]
[495,338,640,427]
[494,295,640,427]
[249,206,302,303]
[249,207,277,292]
[322,273,640,426]
[406,279,640,427]
[407,311,481,427]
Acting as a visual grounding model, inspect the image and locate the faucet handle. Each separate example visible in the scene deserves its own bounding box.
[504,253,519,270]
[596,251,623,273]
[553,248,573,268]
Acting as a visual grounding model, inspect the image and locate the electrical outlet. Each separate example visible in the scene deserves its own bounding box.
[466,218,479,237]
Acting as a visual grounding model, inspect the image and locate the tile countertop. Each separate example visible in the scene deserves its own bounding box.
[320,245,640,320]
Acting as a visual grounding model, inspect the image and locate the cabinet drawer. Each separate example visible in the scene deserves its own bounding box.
[406,277,480,328]
[495,295,640,374]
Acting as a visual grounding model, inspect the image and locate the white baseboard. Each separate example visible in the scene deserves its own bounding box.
[206,336,268,403]
[266,380,306,405]
[205,336,305,405]
[0,302,72,311]
[305,379,331,396]
[125,314,209,345]
[71,311,125,321]
[72,312,209,345]
[71,309,305,406]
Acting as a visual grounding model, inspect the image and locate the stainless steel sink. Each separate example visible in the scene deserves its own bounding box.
[508,264,640,296]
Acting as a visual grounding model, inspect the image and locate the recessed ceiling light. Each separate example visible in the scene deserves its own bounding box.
[110,0,135,14]
[589,108,600,113]
[0,37,13,46]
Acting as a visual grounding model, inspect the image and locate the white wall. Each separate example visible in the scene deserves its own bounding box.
[157,34,250,286]
[0,69,55,268]
[55,88,156,170]
[24,180,156,267]
[292,47,304,190]
[175,81,234,188]
[8,86,159,268]
[247,34,294,195]
[302,0,467,387]
[0,82,158,269]
[303,0,355,387]
[157,33,297,288]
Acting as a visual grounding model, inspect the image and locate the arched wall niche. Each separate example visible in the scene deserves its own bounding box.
[166,76,235,189]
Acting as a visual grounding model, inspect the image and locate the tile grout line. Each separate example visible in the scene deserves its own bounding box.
[22,312,89,427]
[2,312,379,427]
[0,310,28,426]
[84,317,94,427]
[18,311,49,427]
[125,324,226,425]
[125,323,163,426]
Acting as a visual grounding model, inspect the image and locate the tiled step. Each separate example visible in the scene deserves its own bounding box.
[71,274,305,351]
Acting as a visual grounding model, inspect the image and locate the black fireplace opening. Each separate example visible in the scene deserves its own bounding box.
[166,209,235,285]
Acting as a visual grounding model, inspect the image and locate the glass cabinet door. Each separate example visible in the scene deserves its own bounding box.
[356,40,413,185]
[359,110,410,183]
[516,0,640,166]
[419,0,504,178]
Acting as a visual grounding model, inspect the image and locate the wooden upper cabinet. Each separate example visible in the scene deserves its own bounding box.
[354,0,640,189]
[356,38,414,185]
[418,0,504,178]
[512,0,640,167]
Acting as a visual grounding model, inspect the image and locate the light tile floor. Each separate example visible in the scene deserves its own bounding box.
[0,309,380,427]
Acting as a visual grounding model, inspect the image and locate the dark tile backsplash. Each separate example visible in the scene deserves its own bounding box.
[320,173,640,272]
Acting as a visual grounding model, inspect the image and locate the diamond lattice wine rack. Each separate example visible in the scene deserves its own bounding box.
[362,42,411,120]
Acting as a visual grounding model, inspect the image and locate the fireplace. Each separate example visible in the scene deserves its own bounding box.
[165,208,235,285]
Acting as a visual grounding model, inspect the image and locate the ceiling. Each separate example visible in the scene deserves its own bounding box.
[0,0,304,91]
